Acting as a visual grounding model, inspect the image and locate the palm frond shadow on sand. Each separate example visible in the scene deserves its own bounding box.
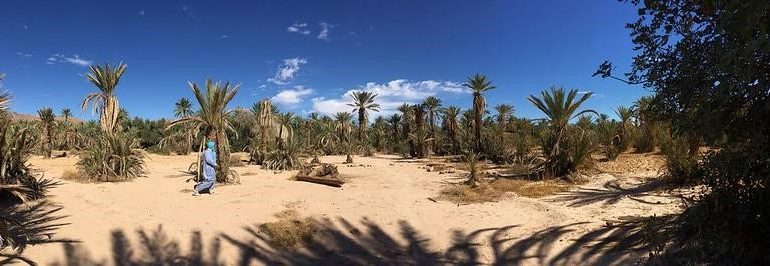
[549,179,689,207]
[53,215,678,266]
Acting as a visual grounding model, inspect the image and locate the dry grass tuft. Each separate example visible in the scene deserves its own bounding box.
[259,210,317,250]
[60,169,83,180]
[438,179,571,204]
[230,154,245,167]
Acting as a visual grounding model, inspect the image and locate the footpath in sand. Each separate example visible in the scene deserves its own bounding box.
[24,152,684,265]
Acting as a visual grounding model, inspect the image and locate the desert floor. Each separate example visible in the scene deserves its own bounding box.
[24,152,684,265]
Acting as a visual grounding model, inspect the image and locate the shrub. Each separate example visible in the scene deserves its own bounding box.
[77,133,146,182]
[659,134,698,183]
[259,210,317,250]
[60,170,81,180]
[262,140,305,171]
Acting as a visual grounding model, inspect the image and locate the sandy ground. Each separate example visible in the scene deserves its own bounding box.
[23,152,683,265]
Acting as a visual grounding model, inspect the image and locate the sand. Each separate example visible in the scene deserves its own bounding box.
[23,152,682,265]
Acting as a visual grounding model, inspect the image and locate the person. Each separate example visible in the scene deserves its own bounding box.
[193,140,217,196]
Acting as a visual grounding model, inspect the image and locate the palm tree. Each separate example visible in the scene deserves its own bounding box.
[615,105,634,153]
[168,80,240,183]
[442,106,461,152]
[494,104,514,146]
[413,104,427,157]
[494,104,514,129]
[463,74,496,151]
[60,108,72,124]
[174,97,194,118]
[334,112,354,163]
[0,73,7,114]
[527,87,595,177]
[81,63,127,134]
[348,91,380,142]
[37,107,56,158]
[387,114,401,148]
[253,99,275,149]
[372,116,387,151]
[275,112,294,148]
[397,103,413,141]
[423,96,442,151]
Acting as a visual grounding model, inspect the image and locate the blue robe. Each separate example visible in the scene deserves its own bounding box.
[195,149,217,193]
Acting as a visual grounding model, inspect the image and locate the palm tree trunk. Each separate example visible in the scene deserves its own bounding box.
[429,112,435,153]
[358,108,365,142]
[46,125,53,158]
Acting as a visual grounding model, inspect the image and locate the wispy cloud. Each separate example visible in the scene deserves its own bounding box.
[46,54,92,67]
[16,52,32,58]
[267,57,307,85]
[317,22,333,40]
[578,90,605,98]
[287,22,310,35]
[138,10,145,16]
[220,34,230,39]
[311,79,469,117]
[271,86,314,105]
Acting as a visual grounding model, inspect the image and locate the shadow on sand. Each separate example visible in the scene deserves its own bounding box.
[50,214,678,265]
[550,179,689,207]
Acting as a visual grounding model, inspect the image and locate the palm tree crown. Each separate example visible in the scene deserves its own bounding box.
[494,104,514,128]
[61,108,72,123]
[463,74,496,150]
[527,87,595,128]
[81,62,128,134]
[348,91,380,141]
[174,97,194,118]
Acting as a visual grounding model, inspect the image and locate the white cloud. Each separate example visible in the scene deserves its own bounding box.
[16,52,32,58]
[311,79,469,117]
[317,22,333,40]
[46,54,92,67]
[271,86,314,105]
[287,22,310,35]
[138,10,145,16]
[220,34,229,39]
[267,57,307,85]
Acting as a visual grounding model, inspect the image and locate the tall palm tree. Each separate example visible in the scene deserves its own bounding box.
[174,97,194,118]
[387,114,401,147]
[37,107,56,158]
[334,112,354,163]
[81,63,127,134]
[348,91,380,142]
[442,106,461,152]
[463,74,496,151]
[494,104,514,145]
[275,112,294,148]
[494,104,514,129]
[423,96,442,151]
[253,99,275,148]
[372,116,387,151]
[60,108,72,124]
[168,80,239,183]
[397,103,413,141]
[527,87,595,177]
[412,104,427,157]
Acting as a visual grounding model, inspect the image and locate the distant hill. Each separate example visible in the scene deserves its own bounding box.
[11,112,86,124]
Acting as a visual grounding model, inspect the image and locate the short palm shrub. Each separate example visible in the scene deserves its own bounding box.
[77,133,146,182]
[262,139,305,171]
[528,87,596,178]
[659,134,699,183]
[1,116,64,263]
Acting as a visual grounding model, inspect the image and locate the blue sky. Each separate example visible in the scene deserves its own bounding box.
[0,0,646,121]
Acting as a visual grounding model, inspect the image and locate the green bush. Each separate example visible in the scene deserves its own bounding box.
[77,133,146,182]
